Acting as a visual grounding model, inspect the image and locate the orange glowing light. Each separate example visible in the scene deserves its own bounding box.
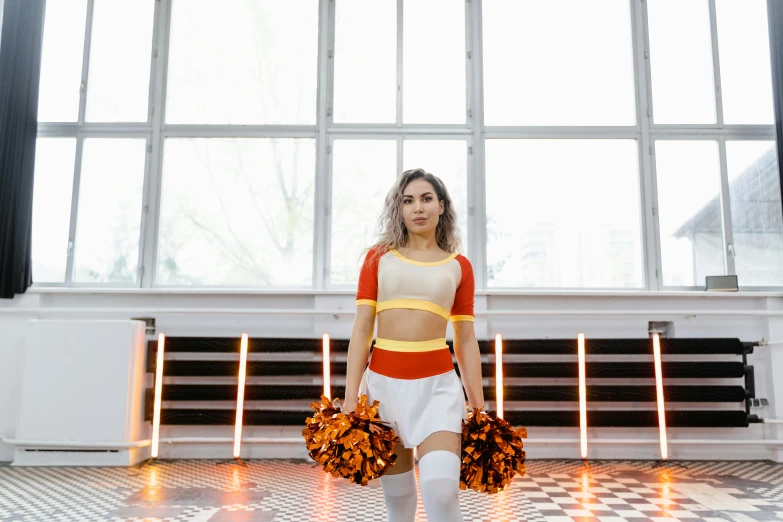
[323,334,331,400]
[662,482,671,506]
[233,333,249,459]
[495,333,504,419]
[578,333,587,460]
[151,333,165,459]
[652,333,668,460]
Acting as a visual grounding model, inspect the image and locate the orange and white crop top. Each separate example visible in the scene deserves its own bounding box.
[356,245,475,322]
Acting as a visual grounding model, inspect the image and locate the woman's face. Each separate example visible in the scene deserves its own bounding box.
[401,178,444,236]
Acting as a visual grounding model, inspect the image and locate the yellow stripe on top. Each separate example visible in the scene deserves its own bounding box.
[450,315,475,322]
[390,249,458,266]
[374,338,449,352]
[376,298,450,321]
[356,299,377,308]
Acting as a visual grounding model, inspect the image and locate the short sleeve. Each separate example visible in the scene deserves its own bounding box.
[450,254,475,322]
[356,245,384,308]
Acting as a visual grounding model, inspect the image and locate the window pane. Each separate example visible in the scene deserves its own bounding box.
[73,139,146,284]
[647,0,716,124]
[330,140,397,285]
[32,139,76,283]
[166,0,318,124]
[158,139,315,286]
[715,0,775,124]
[655,141,723,286]
[483,0,636,126]
[333,0,396,123]
[486,140,643,287]
[403,0,465,123]
[403,140,468,249]
[38,0,88,122]
[85,0,154,122]
[726,141,783,286]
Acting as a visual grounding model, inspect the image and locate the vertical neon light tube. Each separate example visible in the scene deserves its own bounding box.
[233,333,249,459]
[578,333,587,459]
[495,333,504,419]
[652,333,668,460]
[323,333,331,400]
[151,333,165,459]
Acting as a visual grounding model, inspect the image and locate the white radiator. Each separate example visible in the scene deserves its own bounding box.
[12,320,150,466]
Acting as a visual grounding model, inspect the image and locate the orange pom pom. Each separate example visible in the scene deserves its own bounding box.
[460,409,527,494]
[302,395,400,486]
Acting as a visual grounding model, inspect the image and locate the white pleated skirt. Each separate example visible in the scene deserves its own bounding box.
[358,367,468,448]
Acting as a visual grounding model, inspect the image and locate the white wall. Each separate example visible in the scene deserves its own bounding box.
[2,288,782,462]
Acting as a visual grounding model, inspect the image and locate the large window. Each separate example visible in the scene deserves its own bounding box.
[37,0,88,122]
[715,0,775,125]
[333,0,396,124]
[166,0,318,125]
[726,141,783,286]
[31,139,76,283]
[73,139,147,284]
[31,0,781,291]
[402,0,466,124]
[647,0,716,124]
[486,140,643,288]
[158,139,316,286]
[648,0,780,289]
[85,1,154,122]
[483,0,636,126]
[654,140,724,287]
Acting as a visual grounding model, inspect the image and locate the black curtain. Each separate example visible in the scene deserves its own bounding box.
[0,0,45,299]
[770,1,783,216]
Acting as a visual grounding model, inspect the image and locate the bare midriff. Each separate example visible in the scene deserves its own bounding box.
[376,309,447,341]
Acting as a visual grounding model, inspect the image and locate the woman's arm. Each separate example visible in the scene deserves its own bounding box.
[453,320,484,411]
[341,305,376,413]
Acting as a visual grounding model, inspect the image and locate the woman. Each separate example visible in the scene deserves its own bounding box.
[341,168,485,522]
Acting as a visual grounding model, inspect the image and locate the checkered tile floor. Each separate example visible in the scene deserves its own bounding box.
[4,460,783,521]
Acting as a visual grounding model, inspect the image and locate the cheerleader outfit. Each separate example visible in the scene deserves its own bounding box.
[356,245,475,449]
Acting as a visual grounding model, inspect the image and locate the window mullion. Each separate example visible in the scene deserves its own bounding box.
[709,0,726,127]
[314,0,334,289]
[717,137,737,275]
[396,0,403,127]
[65,136,85,286]
[64,0,95,285]
[397,135,403,178]
[138,0,169,288]
[468,0,487,291]
[78,0,95,126]
[634,0,662,291]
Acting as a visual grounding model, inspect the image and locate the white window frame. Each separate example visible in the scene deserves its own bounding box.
[33,0,780,292]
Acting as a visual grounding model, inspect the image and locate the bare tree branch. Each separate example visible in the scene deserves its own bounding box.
[186,212,271,284]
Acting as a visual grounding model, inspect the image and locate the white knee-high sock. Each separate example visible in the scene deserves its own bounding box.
[418,451,464,522]
[379,469,418,522]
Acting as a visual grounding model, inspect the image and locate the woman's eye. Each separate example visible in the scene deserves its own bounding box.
[425,197,432,201]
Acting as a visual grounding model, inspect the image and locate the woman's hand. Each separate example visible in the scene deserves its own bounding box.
[341,397,357,414]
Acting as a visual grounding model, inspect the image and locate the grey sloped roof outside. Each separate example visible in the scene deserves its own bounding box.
[673,148,783,237]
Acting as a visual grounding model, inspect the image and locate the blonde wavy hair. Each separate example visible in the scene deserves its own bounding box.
[362,168,463,263]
